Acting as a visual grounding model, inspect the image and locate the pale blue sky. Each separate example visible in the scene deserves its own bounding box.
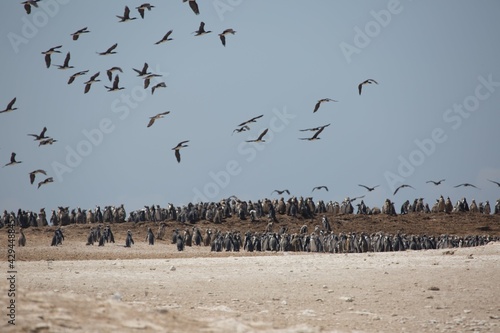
[1,1,499,212]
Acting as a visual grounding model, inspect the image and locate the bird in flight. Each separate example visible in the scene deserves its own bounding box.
[105,75,125,92]
[271,189,290,195]
[147,111,170,128]
[22,0,40,14]
[299,124,331,132]
[0,98,18,114]
[39,138,57,146]
[299,127,324,141]
[488,179,500,187]
[67,70,89,84]
[38,177,54,189]
[393,184,414,195]
[84,72,100,94]
[97,43,118,56]
[184,0,200,15]
[246,128,269,143]
[238,114,263,127]
[358,184,379,192]
[312,186,328,192]
[358,79,378,95]
[232,125,250,135]
[54,52,73,70]
[194,22,211,36]
[71,27,90,41]
[426,179,445,185]
[151,82,167,95]
[219,28,236,47]
[41,45,62,68]
[136,3,155,19]
[143,73,162,89]
[155,30,173,45]
[133,62,151,77]
[4,152,22,167]
[172,141,189,163]
[313,98,338,113]
[29,169,47,184]
[28,126,48,141]
[106,67,122,81]
[454,183,480,189]
[117,6,136,22]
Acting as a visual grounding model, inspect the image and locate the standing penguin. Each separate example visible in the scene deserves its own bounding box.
[51,227,64,246]
[18,228,26,247]
[145,227,155,245]
[125,230,134,247]
[176,233,184,251]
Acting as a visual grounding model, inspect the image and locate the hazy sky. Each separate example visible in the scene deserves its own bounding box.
[1,0,499,213]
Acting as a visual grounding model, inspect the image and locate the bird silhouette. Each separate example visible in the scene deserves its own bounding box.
[238,114,263,127]
[426,179,445,185]
[358,79,378,95]
[28,127,48,140]
[313,98,338,113]
[136,3,155,19]
[454,183,480,189]
[393,184,414,195]
[488,179,500,187]
[117,6,136,22]
[151,82,166,95]
[299,127,324,141]
[4,152,22,167]
[29,169,47,184]
[54,52,73,69]
[38,177,54,189]
[68,70,89,84]
[97,43,118,56]
[71,27,90,41]
[105,75,124,92]
[194,22,211,36]
[246,128,269,143]
[172,141,189,163]
[232,125,250,135]
[299,124,330,132]
[41,45,62,68]
[0,98,18,114]
[184,0,200,15]
[106,67,122,81]
[22,0,40,14]
[219,28,236,46]
[358,184,379,192]
[147,111,170,128]
[84,72,100,94]
[312,186,328,192]
[271,189,290,195]
[155,30,173,45]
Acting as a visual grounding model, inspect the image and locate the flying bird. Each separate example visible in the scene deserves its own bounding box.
[299,127,324,141]
[54,52,73,70]
[194,22,211,36]
[84,72,100,94]
[28,126,48,141]
[106,67,122,81]
[238,114,263,127]
[97,43,118,56]
[105,75,124,92]
[454,183,480,189]
[133,62,151,77]
[232,125,250,135]
[246,128,269,143]
[67,70,89,84]
[488,179,500,187]
[172,140,189,163]
[358,184,379,192]
[39,138,57,146]
[22,0,40,14]
[426,179,445,185]
[393,184,414,195]
[299,124,331,132]
[271,189,290,195]
[136,3,155,19]
[70,27,90,41]
[155,30,173,45]
[183,0,200,15]
[0,98,18,114]
[312,186,328,192]
[38,177,54,189]
[313,98,338,113]
[41,45,62,68]
[147,111,170,128]
[117,6,136,22]
[219,28,236,46]
[143,73,162,89]
[29,169,47,184]
[4,153,22,167]
[151,82,166,95]
[358,79,378,95]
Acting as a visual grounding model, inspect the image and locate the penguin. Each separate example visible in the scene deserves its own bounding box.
[18,228,26,247]
[176,234,185,251]
[125,230,134,247]
[145,227,155,245]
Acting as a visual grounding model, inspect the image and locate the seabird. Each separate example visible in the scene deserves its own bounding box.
[84,72,100,94]
[70,27,90,41]
[426,179,445,185]
[358,184,380,192]
[194,22,211,36]
[358,79,378,95]
[155,30,173,45]
[29,169,47,184]
[312,186,328,192]
[143,73,162,89]
[28,126,48,140]
[136,3,154,19]
[488,179,500,187]
[54,52,73,70]
[313,98,338,113]
[271,189,290,195]
[147,111,170,128]
[219,28,236,47]
[105,75,125,92]
[4,152,22,167]
[393,184,415,195]
[246,128,269,143]
[232,125,250,135]
[133,62,151,77]
[97,43,118,56]
[238,114,263,127]
[299,126,324,141]
[39,138,57,146]
[299,124,331,132]
[106,67,122,81]
[454,183,480,189]
[183,0,200,15]
[0,98,18,114]
[68,70,89,84]
[117,6,136,22]
[22,0,40,14]
[172,140,189,163]
[38,177,54,189]
[151,82,166,95]
[41,45,62,68]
